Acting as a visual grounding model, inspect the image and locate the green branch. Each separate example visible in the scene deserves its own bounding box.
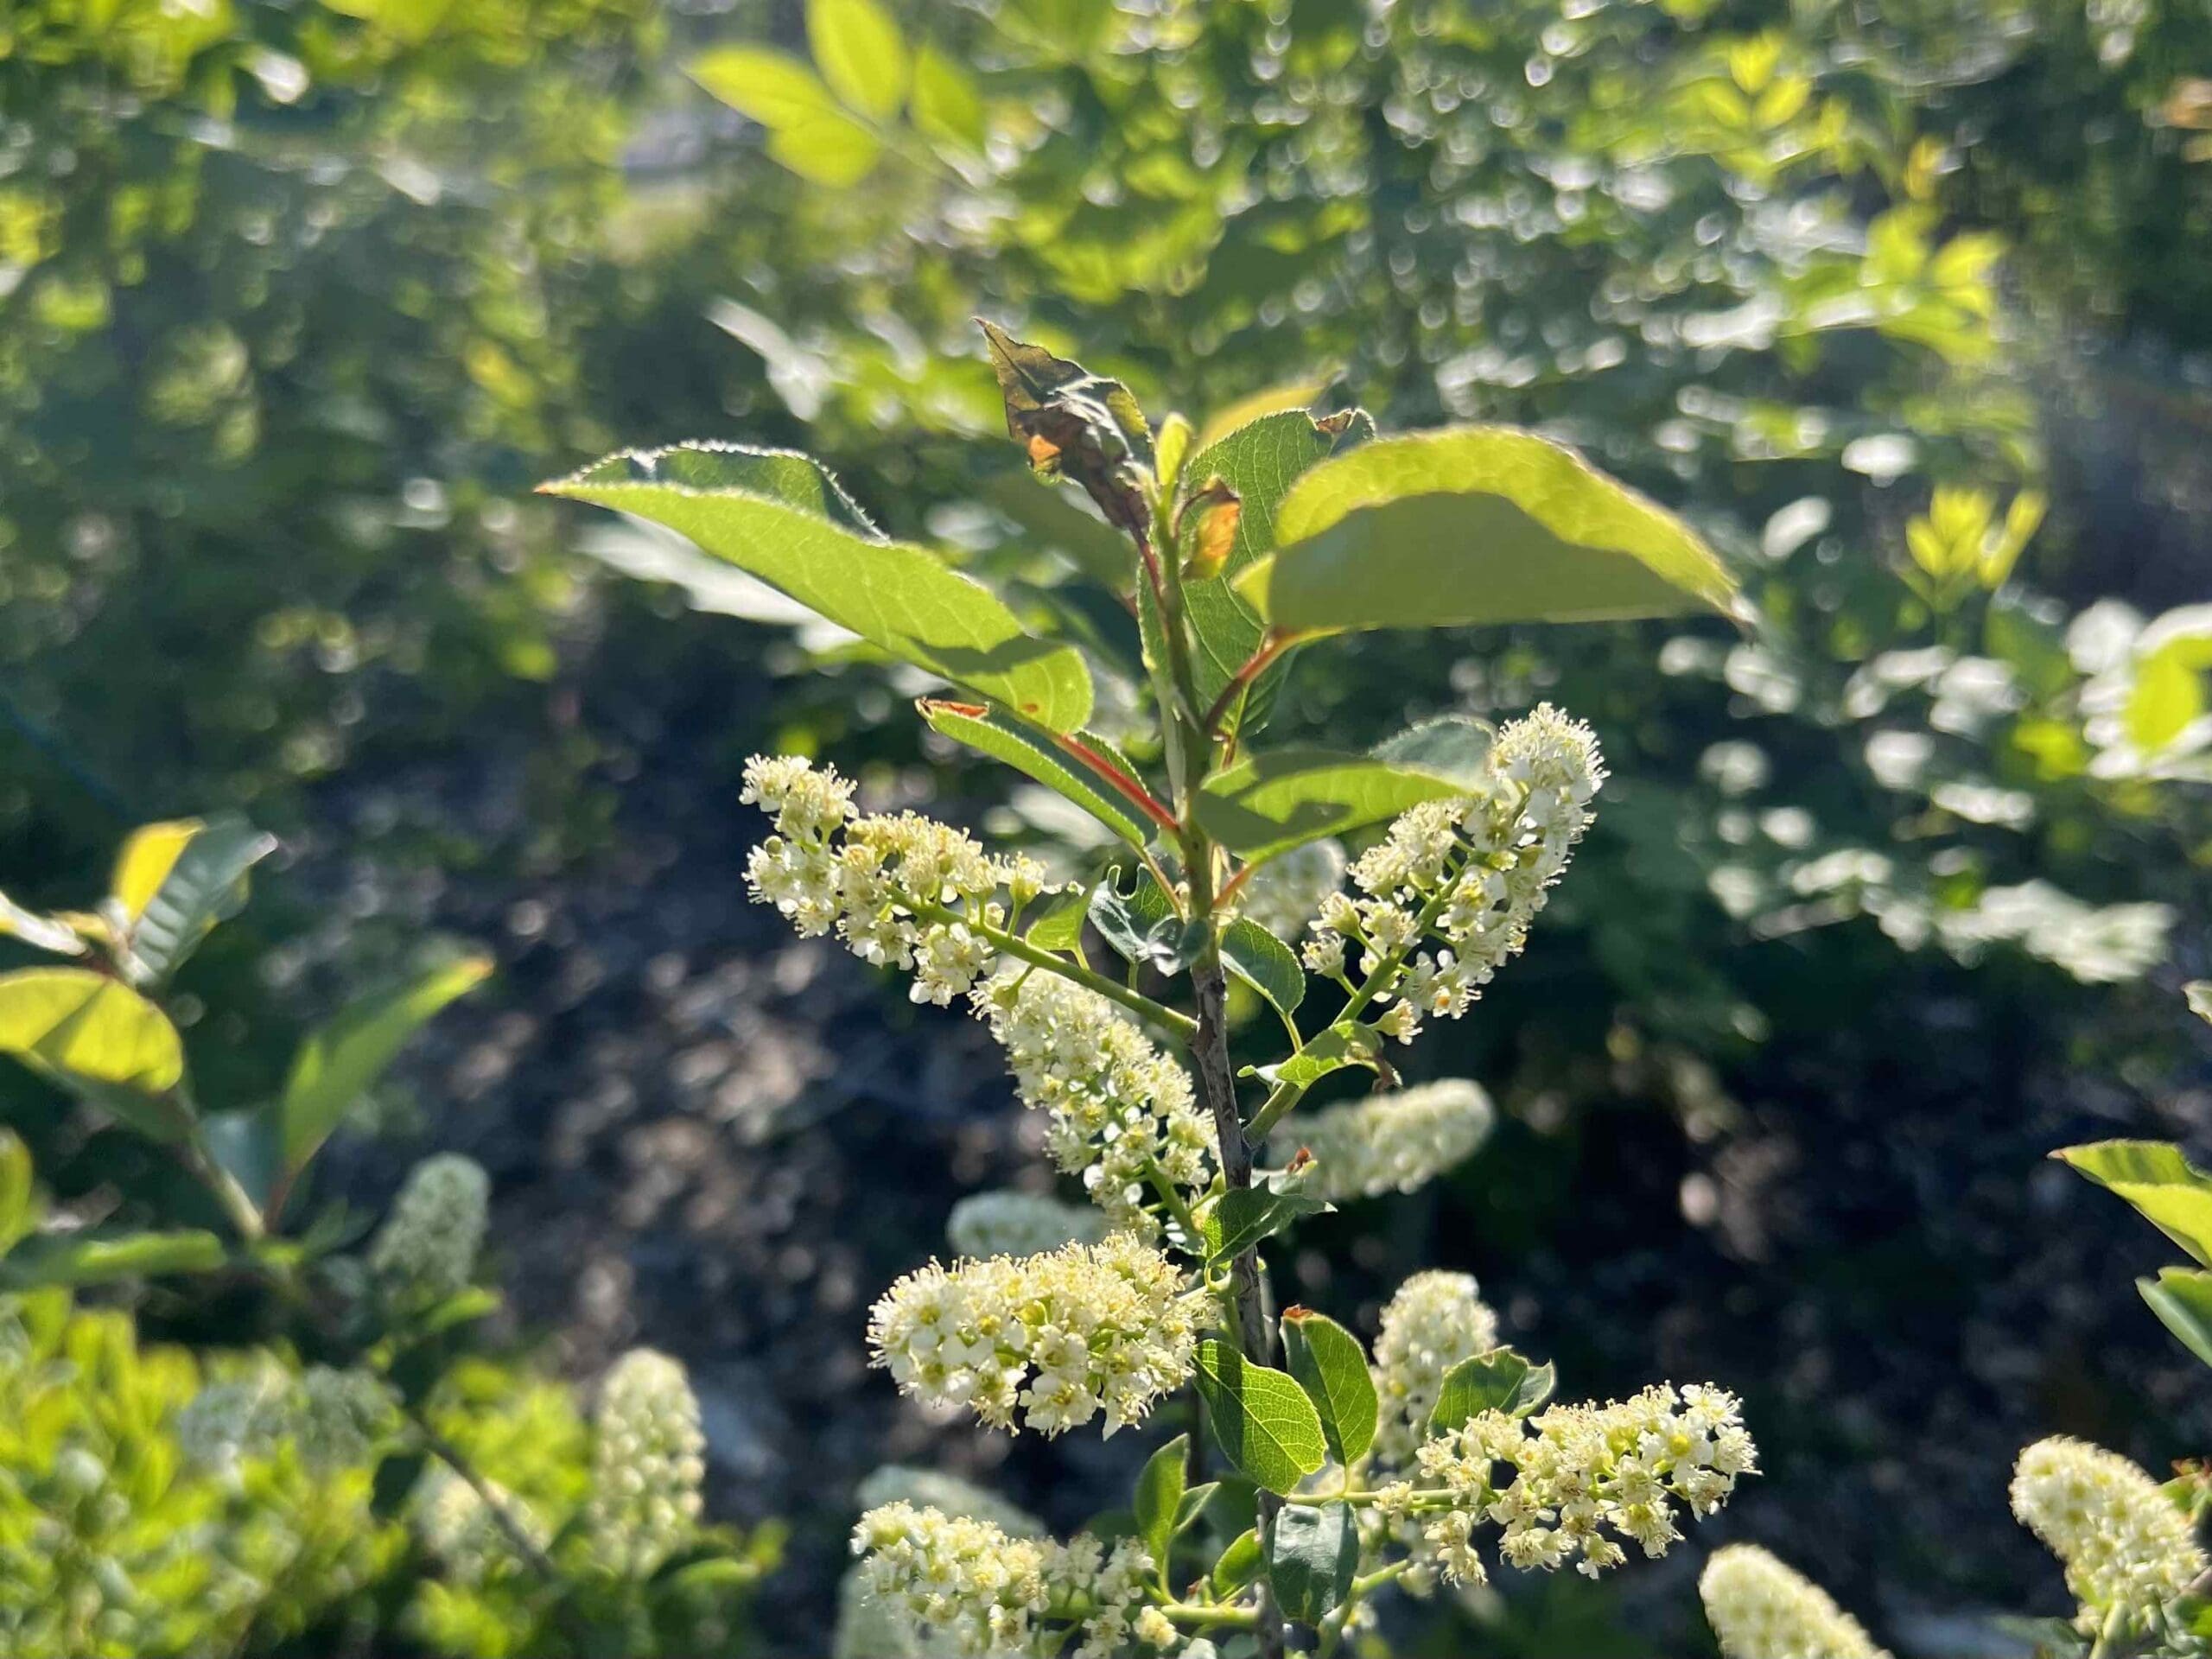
[910,899,1195,1040]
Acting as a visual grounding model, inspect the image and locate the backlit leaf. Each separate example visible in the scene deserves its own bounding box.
[277,956,492,1176]
[918,700,1157,848]
[808,0,908,122]
[1236,426,1741,634]
[1196,747,1471,865]
[1192,1339,1328,1495]
[2056,1141,2212,1268]
[1280,1308,1377,1465]
[545,443,1093,731]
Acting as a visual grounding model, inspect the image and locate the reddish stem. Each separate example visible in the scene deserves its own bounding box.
[1202,628,1304,736]
[1052,732,1181,836]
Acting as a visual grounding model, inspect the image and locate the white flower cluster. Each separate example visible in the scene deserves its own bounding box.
[851,1501,1163,1659]
[177,1363,393,1477]
[411,1465,550,1585]
[1386,1382,1755,1583]
[1700,1543,1891,1659]
[970,969,1213,1232]
[1370,1270,1500,1466]
[1278,1080,1494,1202]
[1302,706,1604,1045]
[868,1233,1199,1438]
[2010,1435,2208,1626]
[946,1189,1109,1260]
[369,1152,490,1306]
[741,754,1049,1007]
[586,1348,708,1577]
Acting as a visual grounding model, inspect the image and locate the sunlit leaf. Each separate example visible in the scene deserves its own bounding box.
[544,443,1094,731]
[0,968,185,1111]
[1236,427,1742,634]
[1132,1433,1188,1566]
[767,110,886,187]
[918,700,1158,848]
[1192,1339,1328,1495]
[2056,1140,2212,1267]
[1281,1308,1377,1465]
[1195,747,1471,864]
[2141,1268,2212,1370]
[1207,1185,1332,1262]
[1,1228,226,1288]
[277,955,492,1176]
[1179,409,1369,737]
[912,43,987,152]
[808,0,908,122]
[689,47,845,129]
[1427,1346,1555,1436]
[118,815,278,985]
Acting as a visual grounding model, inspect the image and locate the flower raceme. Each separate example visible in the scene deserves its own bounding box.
[1370,1270,1502,1467]
[1382,1383,1756,1585]
[368,1153,490,1306]
[970,969,1214,1233]
[586,1348,709,1577]
[868,1234,1200,1439]
[1700,1544,1892,1659]
[1302,705,1605,1045]
[1277,1079,1493,1202]
[851,1500,1161,1659]
[741,754,1214,1232]
[2010,1435,2209,1628]
[740,753,1047,1007]
[945,1189,1109,1260]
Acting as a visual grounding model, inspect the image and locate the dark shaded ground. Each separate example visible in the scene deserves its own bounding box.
[327,635,2211,1659]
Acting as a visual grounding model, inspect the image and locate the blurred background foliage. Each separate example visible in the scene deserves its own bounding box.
[2,0,2209,1653]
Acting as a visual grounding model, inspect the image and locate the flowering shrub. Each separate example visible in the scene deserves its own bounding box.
[545,321,1780,1654]
[0,823,781,1654]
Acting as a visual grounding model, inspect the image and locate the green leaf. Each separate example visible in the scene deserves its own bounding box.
[0,969,187,1137]
[1196,747,1471,865]
[911,42,987,151]
[117,815,278,985]
[2141,1268,2212,1370]
[1090,870,1204,975]
[1208,1186,1332,1263]
[1090,866,1306,1016]
[0,1130,35,1255]
[767,112,887,187]
[1023,884,1091,952]
[1224,918,1306,1020]
[1427,1346,1555,1438]
[1173,1481,1219,1535]
[1249,1021,1384,1090]
[277,955,492,1176]
[1235,426,1741,635]
[1132,1433,1188,1567]
[1211,1528,1264,1598]
[688,47,845,128]
[2055,1141,2212,1267]
[1179,409,1370,738]
[546,443,1093,732]
[1191,1339,1328,1495]
[808,0,908,121]
[1280,1309,1377,1466]
[0,1228,226,1288]
[918,700,1157,849]
[1267,1502,1357,1626]
[1370,714,1497,791]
